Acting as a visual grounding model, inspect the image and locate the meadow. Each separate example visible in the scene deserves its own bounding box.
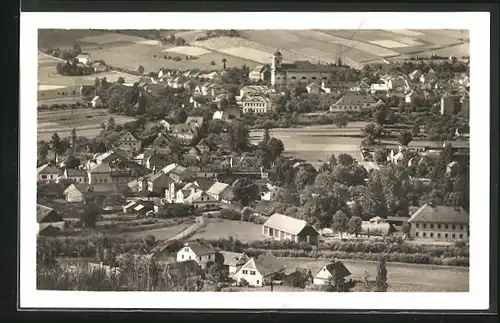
[190,218,268,242]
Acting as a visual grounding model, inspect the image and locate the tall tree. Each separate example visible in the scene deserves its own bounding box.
[80,202,100,228]
[376,255,388,292]
[328,153,338,170]
[411,123,420,137]
[233,178,258,207]
[107,117,116,131]
[293,165,318,192]
[347,216,362,237]
[228,121,250,152]
[397,131,413,146]
[221,58,227,69]
[267,137,285,163]
[332,210,349,239]
[50,132,64,163]
[37,141,50,164]
[261,128,270,147]
[138,65,145,74]
[337,153,355,166]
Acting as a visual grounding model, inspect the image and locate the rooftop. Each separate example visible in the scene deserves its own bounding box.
[263,213,316,236]
[409,204,469,224]
[183,240,217,256]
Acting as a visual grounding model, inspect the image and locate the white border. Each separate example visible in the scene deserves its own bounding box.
[20,12,490,310]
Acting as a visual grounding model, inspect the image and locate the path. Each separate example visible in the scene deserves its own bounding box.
[167,216,206,241]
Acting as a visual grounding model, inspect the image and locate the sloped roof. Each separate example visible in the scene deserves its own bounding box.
[212,110,229,120]
[333,92,378,106]
[65,168,86,177]
[263,213,316,236]
[184,190,214,203]
[318,260,352,278]
[185,116,204,126]
[89,162,112,174]
[207,181,229,196]
[219,185,235,201]
[166,260,203,277]
[37,164,60,175]
[250,252,284,277]
[194,178,215,191]
[409,204,469,224]
[220,251,248,267]
[36,204,56,223]
[184,240,217,256]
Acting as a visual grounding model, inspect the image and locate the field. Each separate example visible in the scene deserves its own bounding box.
[250,122,367,167]
[279,257,469,292]
[125,222,193,240]
[38,108,136,141]
[190,218,269,242]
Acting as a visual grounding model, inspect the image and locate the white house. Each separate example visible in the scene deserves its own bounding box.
[312,260,352,286]
[160,120,171,131]
[183,190,218,209]
[233,252,284,287]
[176,240,218,269]
[60,168,87,183]
[241,95,273,114]
[220,251,249,276]
[76,53,92,65]
[37,164,61,182]
[261,183,279,202]
[206,181,230,201]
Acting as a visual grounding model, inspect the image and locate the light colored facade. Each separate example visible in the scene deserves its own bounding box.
[262,213,319,244]
[37,164,61,182]
[113,131,141,154]
[241,95,273,114]
[76,53,92,65]
[408,204,469,241]
[176,242,218,269]
[329,93,381,112]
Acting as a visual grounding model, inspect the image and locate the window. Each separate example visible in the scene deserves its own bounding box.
[291,76,296,80]
[445,234,448,238]
[438,224,441,229]
[460,224,464,230]
[430,224,434,229]
[415,232,419,237]
[452,224,456,230]
[188,256,191,260]
[185,248,189,252]
[301,76,307,80]
[41,174,47,179]
[422,232,426,237]
[423,224,427,229]
[199,256,202,261]
[256,280,260,285]
[452,234,456,239]
[243,270,248,274]
[430,232,434,237]
[445,224,448,229]
[416,223,420,228]
[208,255,211,260]
[459,234,463,239]
[437,233,441,238]
[250,271,256,275]
[182,255,184,259]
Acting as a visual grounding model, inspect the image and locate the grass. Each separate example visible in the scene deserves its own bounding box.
[190,218,269,242]
[278,257,469,292]
[37,108,136,141]
[125,222,193,240]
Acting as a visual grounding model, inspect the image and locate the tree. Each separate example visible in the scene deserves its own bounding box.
[373,108,387,125]
[221,58,227,69]
[332,210,349,239]
[328,154,338,170]
[337,153,355,166]
[138,65,145,74]
[397,131,413,146]
[37,141,50,164]
[332,115,348,128]
[411,123,420,137]
[64,156,81,169]
[50,132,64,163]
[174,109,188,124]
[294,165,318,192]
[374,149,388,164]
[347,216,362,237]
[228,121,250,152]
[72,44,82,56]
[261,128,270,147]
[117,76,125,84]
[266,137,285,162]
[375,255,388,292]
[80,203,100,228]
[107,117,116,131]
[207,259,228,283]
[233,178,258,207]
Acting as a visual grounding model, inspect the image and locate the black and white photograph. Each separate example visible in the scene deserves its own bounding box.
[19,12,490,310]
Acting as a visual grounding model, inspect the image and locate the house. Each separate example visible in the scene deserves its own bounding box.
[388,147,405,164]
[76,53,92,65]
[183,79,198,92]
[63,183,119,203]
[249,65,271,82]
[206,181,230,201]
[147,133,172,155]
[112,131,142,154]
[167,76,186,89]
[94,150,128,165]
[219,185,236,204]
[176,240,218,269]
[233,252,284,287]
[408,203,469,240]
[351,80,371,93]
[262,213,320,244]
[60,168,87,183]
[446,161,459,175]
[92,61,108,73]
[312,260,352,286]
[190,95,205,108]
[409,69,422,81]
[37,204,65,235]
[139,172,173,194]
[440,94,462,116]
[386,216,410,231]
[370,82,389,94]
[329,93,381,112]
[241,95,273,114]
[90,96,102,108]
[220,251,249,276]
[261,183,279,201]
[37,164,61,182]
[160,119,172,131]
[212,110,230,121]
[420,71,438,84]
[171,123,199,145]
[145,154,173,172]
[404,90,419,104]
[175,182,202,203]
[183,190,218,209]
[88,160,147,185]
[387,77,409,92]
[253,200,275,217]
[161,163,192,183]
[306,82,324,94]
[196,139,210,154]
[239,85,271,97]
[361,220,393,237]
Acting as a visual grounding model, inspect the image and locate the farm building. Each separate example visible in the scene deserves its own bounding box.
[270,50,348,87]
[112,131,142,154]
[312,260,352,287]
[161,163,193,183]
[329,93,382,112]
[408,203,469,241]
[183,190,218,209]
[206,181,230,201]
[138,172,173,195]
[220,251,249,276]
[63,183,120,203]
[262,213,319,244]
[37,204,65,235]
[37,163,61,182]
[176,240,218,270]
[233,252,284,287]
[59,168,87,183]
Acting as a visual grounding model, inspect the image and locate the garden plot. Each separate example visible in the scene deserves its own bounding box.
[219,47,271,63]
[162,46,213,56]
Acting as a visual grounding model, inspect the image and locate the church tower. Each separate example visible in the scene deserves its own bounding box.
[271,49,283,86]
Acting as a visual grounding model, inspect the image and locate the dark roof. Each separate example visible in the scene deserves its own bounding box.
[279,61,343,73]
[65,168,87,177]
[37,164,61,175]
[320,260,352,279]
[254,200,275,216]
[253,252,284,277]
[334,92,378,106]
[36,204,63,223]
[219,186,235,201]
[386,216,410,222]
[274,49,282,56]
[184,240,217,256]
[194,178,216,191]
[409,204,469,224]
[220,251,248,267]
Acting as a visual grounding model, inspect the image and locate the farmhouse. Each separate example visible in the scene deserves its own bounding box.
[139,172,173,194]
[37,204,65,235]
[220,251,249,276]
[63,183,120,203]
[76,53,92,65]
[262,213,319,244]
[249,65,271,82]
[161,163,192,182]
[233,252,284,287]
[306,82,324,94]
[183,190,218,209]
[206,181,230,201]
[176,240,218,269]
[408,203,469,241]
[171,123,199,145]
[270,50,347,87]
[37,163,61,182]
[94,150,128,165]
[261,183,279,201]
[113,131,142,154]
[241,95,273,114]
[329,93,381,112]
[312,260,352,286]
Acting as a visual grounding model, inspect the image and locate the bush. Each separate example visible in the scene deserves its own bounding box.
[172,56,182,62]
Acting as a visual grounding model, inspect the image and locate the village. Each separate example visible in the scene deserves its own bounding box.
[36,33,470,292]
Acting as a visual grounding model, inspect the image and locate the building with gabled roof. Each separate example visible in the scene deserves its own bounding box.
[36,204,65,235]
[241,95,273,114]
[176,240,218,269]
[262,213,319,244]
[37,163,61,182]
[312,260,352,286]
[233,252,284,287]
[112,131,141,154]
[329,92,382,112]
[408,203,469,241]
[220,251,249,276]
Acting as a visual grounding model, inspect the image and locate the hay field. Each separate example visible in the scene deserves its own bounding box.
[161,46,212,56]
[190,218,269,242]
[37,108,136,141]
[219,47,273,63]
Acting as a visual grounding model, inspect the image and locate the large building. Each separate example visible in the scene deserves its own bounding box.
[329,92,383,112]
[262,213,319,244]
[270,50,347,87]
[408,203,469,241]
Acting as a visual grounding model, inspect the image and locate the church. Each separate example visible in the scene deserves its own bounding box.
[270,49,349,87]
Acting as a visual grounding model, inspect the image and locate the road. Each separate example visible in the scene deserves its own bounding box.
[167,216,206,241]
